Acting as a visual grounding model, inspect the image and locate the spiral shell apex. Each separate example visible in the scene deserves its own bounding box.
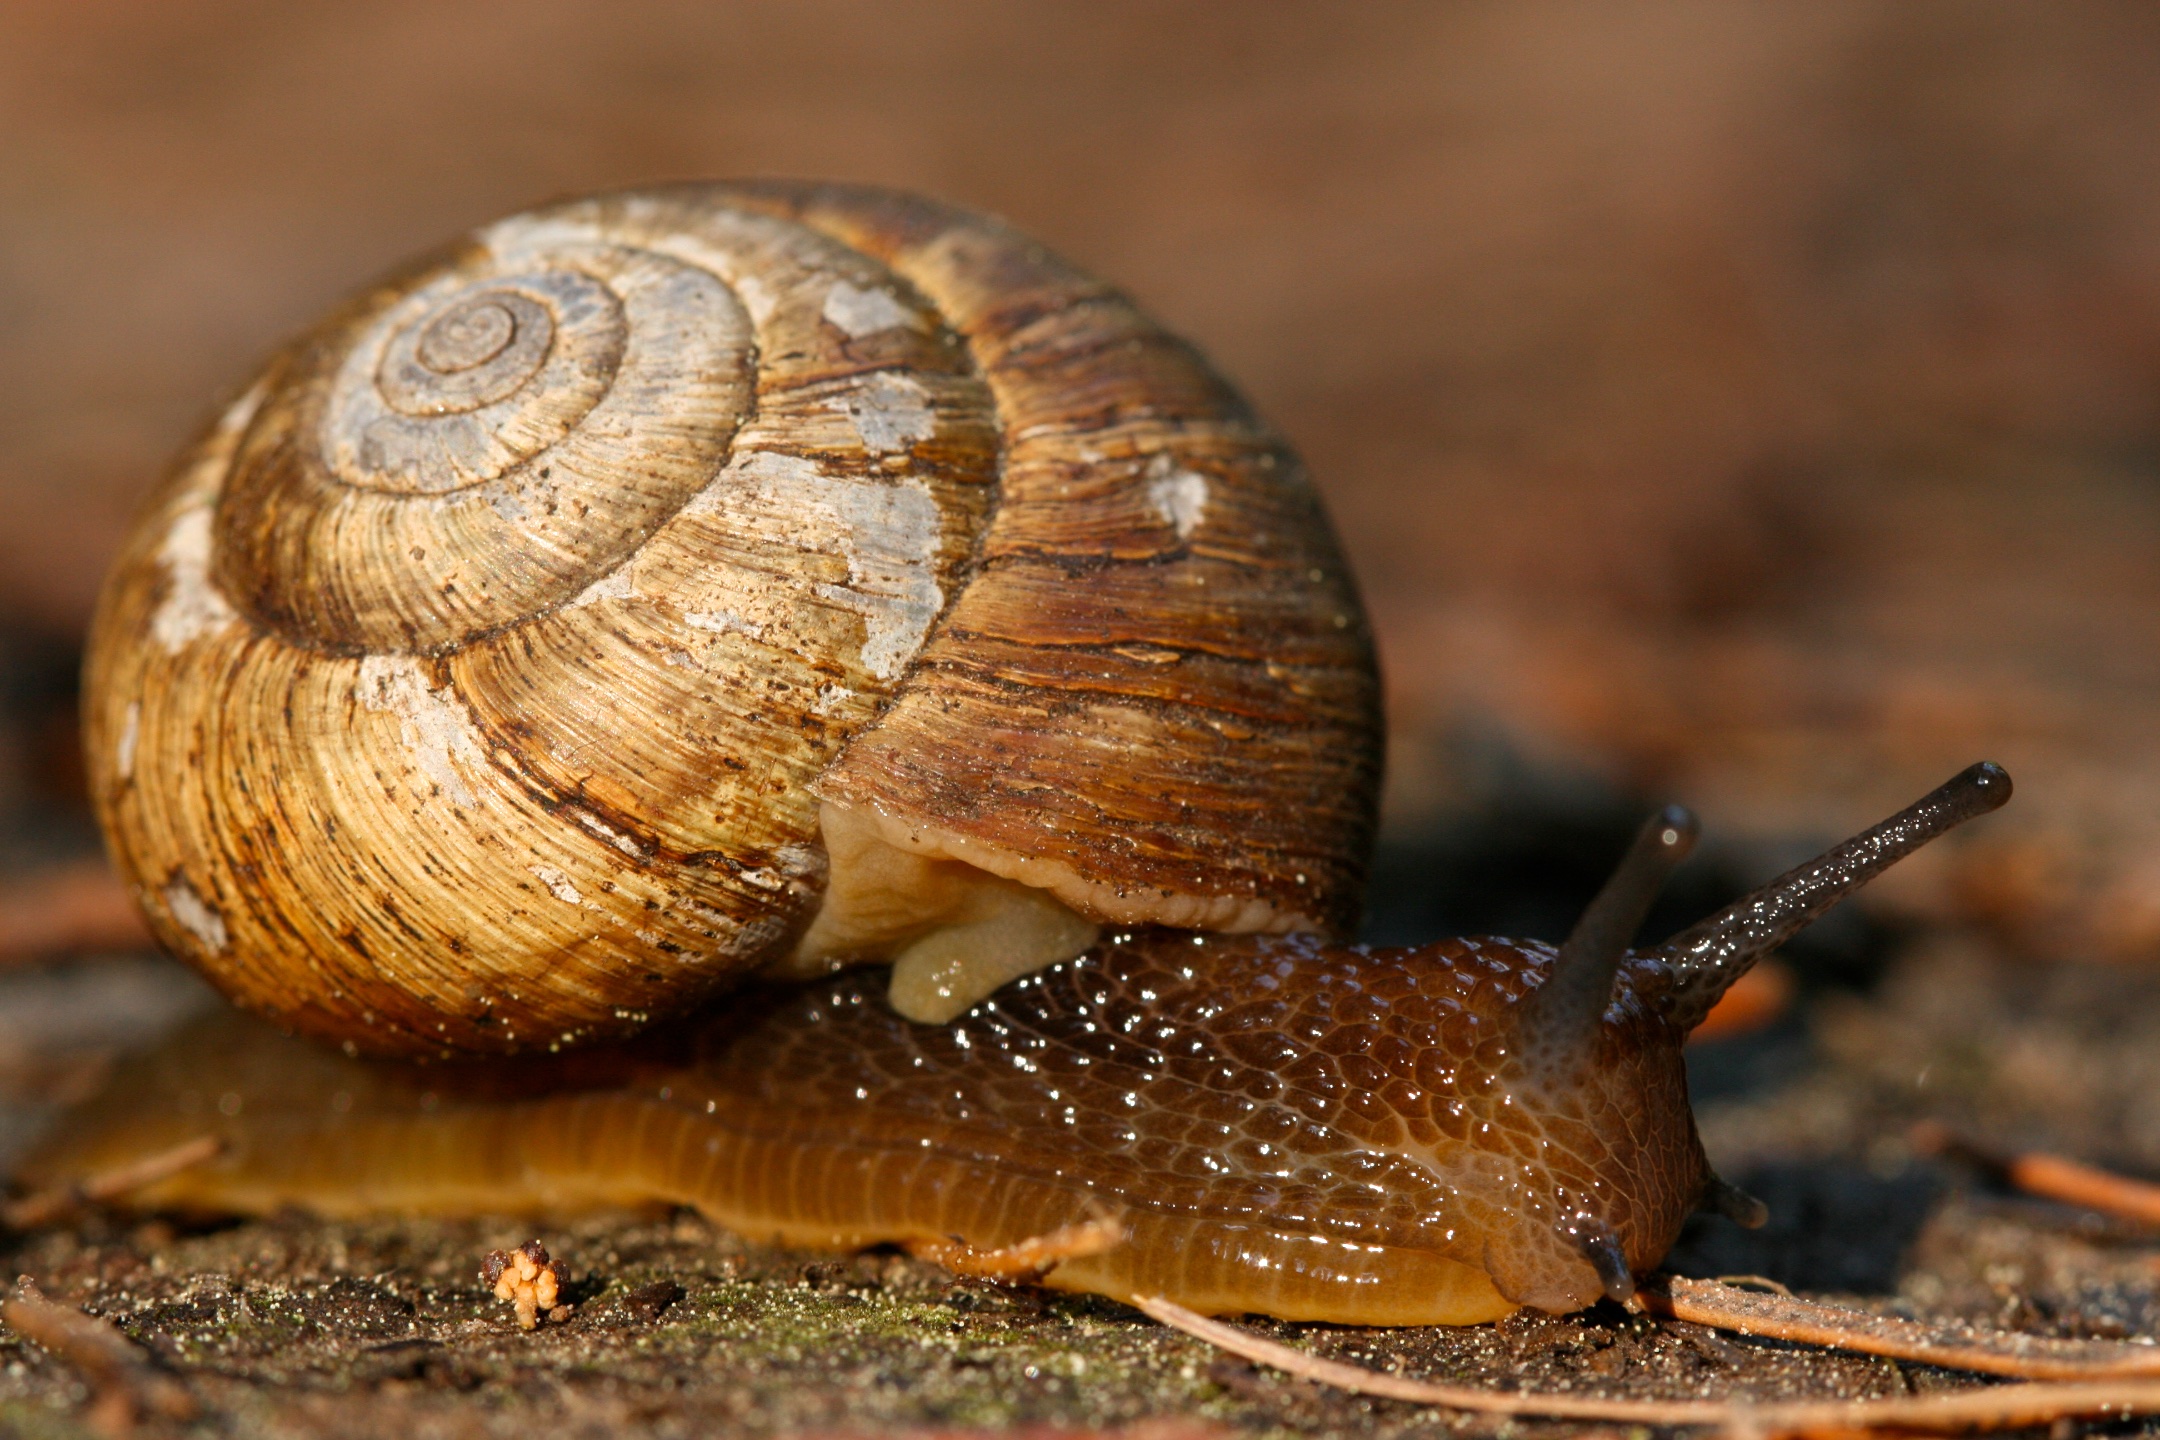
[85,182,1382,1058]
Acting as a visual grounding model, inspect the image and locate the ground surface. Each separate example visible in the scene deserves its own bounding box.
[3,910,2159,1437]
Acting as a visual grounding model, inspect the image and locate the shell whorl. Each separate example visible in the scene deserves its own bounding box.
[209,212,937,655]
[84,183,1382,1057]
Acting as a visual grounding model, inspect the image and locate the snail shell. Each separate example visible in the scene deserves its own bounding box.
[85,183,1380,1058]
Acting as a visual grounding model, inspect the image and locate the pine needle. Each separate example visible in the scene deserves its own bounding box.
[2,1135,223,1230]
[1913,1120,2160,1227]
[1134,1293,2160,1434]
[1649,1275,2160,1380]
[1,1279,196,1434]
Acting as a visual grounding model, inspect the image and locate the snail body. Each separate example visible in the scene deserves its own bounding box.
[24,766,2010,1324]
[59,179,2015,1324]
[85,183,1380,1058]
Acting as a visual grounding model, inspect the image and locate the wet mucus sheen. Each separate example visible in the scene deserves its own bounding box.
[23,765,2009,1325]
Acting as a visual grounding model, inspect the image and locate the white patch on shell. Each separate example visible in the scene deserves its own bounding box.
[569,566,636,609]
[811,682,854,715]
[822,281,913,339]
[149,507,239,653]
[731,272,779,327]
[481,482,530,523]
[530,865,583,905]
[163,876,228,955]
[477,213,599,260]
[706,451,947,682]
[573,810,643,856]
[1145,454,1210,541]
[813,481,945,679]
[682,609,765,639]
[116,701,142,783]
[830,372,935,455]
[355,656,489,809]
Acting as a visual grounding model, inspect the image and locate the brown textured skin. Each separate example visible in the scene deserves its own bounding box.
[80,183,1381,1058]
[20,931,1704,1326]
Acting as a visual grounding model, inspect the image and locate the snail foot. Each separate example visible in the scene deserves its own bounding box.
[906,1213,1126,1282]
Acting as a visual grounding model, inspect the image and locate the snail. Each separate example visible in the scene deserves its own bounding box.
[31,182,2015,1326]
[81,181,1382,1056]
[25,762,2010,1324]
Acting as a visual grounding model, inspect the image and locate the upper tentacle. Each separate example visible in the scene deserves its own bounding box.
[1649,762,2011,1031]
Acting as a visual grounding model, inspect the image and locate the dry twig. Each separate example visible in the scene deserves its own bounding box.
[2,1135,223,1231]
[1912,1120,2160,1227]
[1646,1275,2160,1380]
[0,1278,195,1436]
[1134,1293,2160,1434]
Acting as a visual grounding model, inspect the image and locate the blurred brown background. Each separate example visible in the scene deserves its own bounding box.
[5,0,2160,953]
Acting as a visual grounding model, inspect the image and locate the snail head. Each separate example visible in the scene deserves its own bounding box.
[1454,762,2011,1312]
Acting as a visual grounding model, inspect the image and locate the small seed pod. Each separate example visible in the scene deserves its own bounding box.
[85,183,1380,1058]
